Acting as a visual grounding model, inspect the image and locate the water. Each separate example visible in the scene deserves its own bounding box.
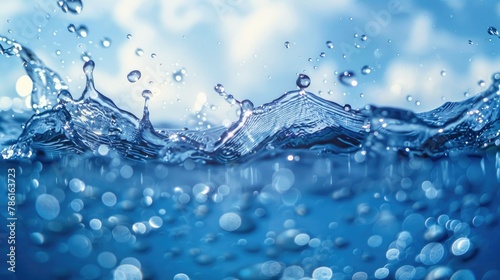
[1,4,500,280]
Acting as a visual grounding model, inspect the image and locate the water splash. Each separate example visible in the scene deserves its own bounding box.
[2,36,500,163]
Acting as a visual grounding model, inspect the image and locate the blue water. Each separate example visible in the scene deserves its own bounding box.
[1,20,500,280]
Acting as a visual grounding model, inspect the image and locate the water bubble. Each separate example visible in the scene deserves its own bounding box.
[141,89,152,99]
[89,218,102,230]
[98,251,117,269]
[241,99,254,112]
[419,242,445,265]
[339,71,358,87]
[67,24,76,33]
[450,270,475,280]
[261,261,283,278]
[102,192,117,207]
[451,237,471,256]
[326,41,334,49]
[112,225,131,243]
[68,234,92,258]
[296,74,311,89]
[374,268,389,279]
[312,266,333,280]
[101,38,112,48]
[35,194,60,220]
[284,41,291,48]
[69,178,85,192]
[487,26,499,36]
[149,216,163,228]
[272,168,295,193]
[135,48,144,56]
[361,65,372,75]
[113,264,142,280]
[219,212,242,232]
[127,70,141,83]
[77,25,88,38]
[58,0,83,14]
[173,273,190,280]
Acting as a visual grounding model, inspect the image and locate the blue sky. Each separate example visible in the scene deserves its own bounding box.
[1,0,499,127]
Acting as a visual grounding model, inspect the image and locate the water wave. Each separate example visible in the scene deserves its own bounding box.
[1,36,500,164]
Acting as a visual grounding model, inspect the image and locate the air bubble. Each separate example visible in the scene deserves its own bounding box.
[312,266,333,280]
[219,212,242,232]
[339,71,358,87]
[127,70,141,83]
[296,74,311,89]
[374,268,389,279]
[173,273,190,280]
[35,194,60,220]
[68,234,92,258]
[113,264,142,280]
[451,237,471,256]
[69,178,85,192]
[102,192,117,207]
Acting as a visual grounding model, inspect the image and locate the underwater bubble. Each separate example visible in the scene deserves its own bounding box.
[68,234,92,258]
[450,270,475,280]
[283,265,304,279]
[272,168,295,193]
[339,71,358,87]
[219,212,242,232]
[294,233,311,246]
[127,70,141,83]
[451,237,471,256]
[77,25,88,38]
[426,266,453,280]
[419,242,445,265]
[361,65,372,75]
[89,219,102,230]
[395,265,416,280]
[149,216,163,229]
[135,48,144,56]
[487,26,499,36]
[113,264,142,280]
[284,41,291,48]
[35,194,60,220]
[296,74,311,89]
[261,261,283,278]
[326,41,334,49]
[81,264,101,280]
[112,225,131,243]
[98,251,117,269]
[312,266,333,280]
[374,268,389,279]
[69,178,85,192]
[102,192,117,207]
[101,38,112,48]
[132,223,147,235]
[173,273,190,280]
[367,235,383,248]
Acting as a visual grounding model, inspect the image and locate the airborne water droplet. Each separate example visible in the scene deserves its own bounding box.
[77,25,88,38]
[339,71,358,87]
[142,89,152,100]
[478,80,486,87]
[240,99,254,112]
[126,34,132,39]
[67,24,76,33]
[173,68,186,82]
[487,26,499,36]
[319,52,326,58]
[284,41,291,48]
[360,34,368,41]
[214,84,225,96]
[326,41,334,49]
[441,70,446,77]
[296,74,311,89]
[135,48,144,56]
[101,38,111,48]
[361,65,372,75]
[58,0,83,14]
[127,70,141,83]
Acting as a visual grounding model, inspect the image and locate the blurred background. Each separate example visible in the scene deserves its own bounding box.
[1,0,499,127]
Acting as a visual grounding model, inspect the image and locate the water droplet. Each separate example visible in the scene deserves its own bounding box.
[487,26,499,36]
[360,34,368,41]
[296,74,311,89]
[67,24,76,33]
[478,80,486,87]
[344,104,351,111]
[441,70,446,77]
[58,0,83,14]
[361,65,372,75]
[127,70,141,83]
[142,89,152,100]
[241,99,254,112]
[173,273,190,280]
[77,25,88,38]
[214,84,225,95]
[81,52,91,62]
[151,53,156,58]
[339,71,358,87]
[406,95,413,102]
[326,41,334,49]
[126,34,132,39]
[284,41,291,48]
[319,52,326,58]
[135,48,144,56]
[468,39,473,44]
[55,50,61,56]
[101,37,111,48]
[219,212,242,232]
[173,68,186,82]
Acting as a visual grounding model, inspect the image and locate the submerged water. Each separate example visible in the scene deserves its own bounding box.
[1,20,500,280]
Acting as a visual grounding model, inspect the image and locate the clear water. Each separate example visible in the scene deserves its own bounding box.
[1,3,500,280]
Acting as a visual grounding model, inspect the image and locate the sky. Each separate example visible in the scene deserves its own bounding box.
[1,0,500,127]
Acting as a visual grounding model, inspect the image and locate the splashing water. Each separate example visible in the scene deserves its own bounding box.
[1,36,500,163]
